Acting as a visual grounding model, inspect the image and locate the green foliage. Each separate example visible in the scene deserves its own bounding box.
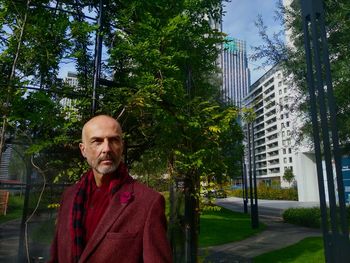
[31,218,56,245]
[254,237,324,263]
[283,206,350,229]
[283,207,322,228]
[283,168,295,185]
[0,194,23,223]
[1,0,243,187]
[228,184,298,201]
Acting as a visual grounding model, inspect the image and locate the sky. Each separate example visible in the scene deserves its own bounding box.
[60,1,284,82]
[222,0,283,83]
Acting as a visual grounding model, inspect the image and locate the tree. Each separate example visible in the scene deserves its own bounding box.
[251,0,350,153]
[283,167,295,186]
[0,1,243,260]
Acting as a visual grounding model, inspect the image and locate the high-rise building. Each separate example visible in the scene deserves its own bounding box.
[244,64,296,187]
[221,37,250,107]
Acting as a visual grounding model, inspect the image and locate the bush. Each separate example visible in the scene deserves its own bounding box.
[283,206,350,229]
[283,207,321,228]
[227,185,298,201]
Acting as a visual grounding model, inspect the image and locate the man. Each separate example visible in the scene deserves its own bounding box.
[49,115,172,263]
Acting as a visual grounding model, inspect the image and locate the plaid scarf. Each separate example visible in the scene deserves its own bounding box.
[71,161,131,262]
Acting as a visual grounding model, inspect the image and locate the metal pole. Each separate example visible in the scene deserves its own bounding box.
[17,157,32,263]
[251,121,259,228]
[241,159,248,213]
[92,0,104,114]
[300,1,350,262]
[248,123,258,228]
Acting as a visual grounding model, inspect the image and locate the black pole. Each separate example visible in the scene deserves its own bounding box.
[92,0,104,114]
[247,123,258,228]
[243,162,249,214]
[251,122,259,228]
[241,159,248,213]
[300,0,350,262]
[17,157,32,263]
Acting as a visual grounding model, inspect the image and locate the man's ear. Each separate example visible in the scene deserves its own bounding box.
[79,143,86,158]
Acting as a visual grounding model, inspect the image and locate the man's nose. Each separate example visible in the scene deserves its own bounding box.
[101,140,112,153]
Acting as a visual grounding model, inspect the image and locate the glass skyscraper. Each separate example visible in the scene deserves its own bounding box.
[221,37,250,107]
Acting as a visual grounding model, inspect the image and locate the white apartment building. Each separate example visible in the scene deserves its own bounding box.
[244,65,296,188]
[61,71,79,109]
[244,64,321,202]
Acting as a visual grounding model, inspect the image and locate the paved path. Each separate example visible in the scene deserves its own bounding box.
[0,219,20,263]
[200,197,322,262]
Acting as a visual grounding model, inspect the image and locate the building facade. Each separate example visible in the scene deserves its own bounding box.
[0,146,12,180]
[221,37,250,107]
[60,71,79,109]
[244,65,296,188]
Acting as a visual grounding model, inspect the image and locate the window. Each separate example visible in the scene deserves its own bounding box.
[284,87,287,93]
[284,157,287,163]
[287,130,291,136]
[285,113,289,118]
[281,114,283,119]
[286,121,290,127]
[282,131,285,137]
[283,149,286,154]
[281,123,285,128]
[288,148,292,154]
[278,81,282,87]
[279,90,282,95]
[289,157,293,163]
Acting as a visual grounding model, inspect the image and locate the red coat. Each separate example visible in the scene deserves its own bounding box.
[48,179,172,263]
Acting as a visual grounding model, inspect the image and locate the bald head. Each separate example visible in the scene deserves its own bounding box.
[79,115,124,180]
[81,115,123,143]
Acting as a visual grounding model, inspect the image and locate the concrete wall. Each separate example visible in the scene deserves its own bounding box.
[294,152,320,202]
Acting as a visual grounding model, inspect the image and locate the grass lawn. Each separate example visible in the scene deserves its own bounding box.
[254,237,324,263]
[199,207,265,247]
[0,194,24,224]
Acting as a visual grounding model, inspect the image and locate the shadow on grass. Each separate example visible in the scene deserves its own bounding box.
[199,207,265,247]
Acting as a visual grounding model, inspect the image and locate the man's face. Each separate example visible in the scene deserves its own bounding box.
[79,116,123,177]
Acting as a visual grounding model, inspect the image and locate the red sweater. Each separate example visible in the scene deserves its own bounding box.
[83,177,111,243]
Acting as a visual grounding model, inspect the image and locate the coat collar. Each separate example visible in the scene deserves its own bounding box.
[78,178,134,263]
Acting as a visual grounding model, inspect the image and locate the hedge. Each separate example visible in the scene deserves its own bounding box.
[227,184,298,201]
[283,206,350,229]
[283,207,321,228]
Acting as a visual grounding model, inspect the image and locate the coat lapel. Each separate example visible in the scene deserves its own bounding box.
[78,181,134,263]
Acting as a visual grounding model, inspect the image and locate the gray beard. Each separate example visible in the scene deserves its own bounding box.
[95,163,118,175]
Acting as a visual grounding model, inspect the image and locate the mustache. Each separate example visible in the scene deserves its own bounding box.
[97,155,116,163]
